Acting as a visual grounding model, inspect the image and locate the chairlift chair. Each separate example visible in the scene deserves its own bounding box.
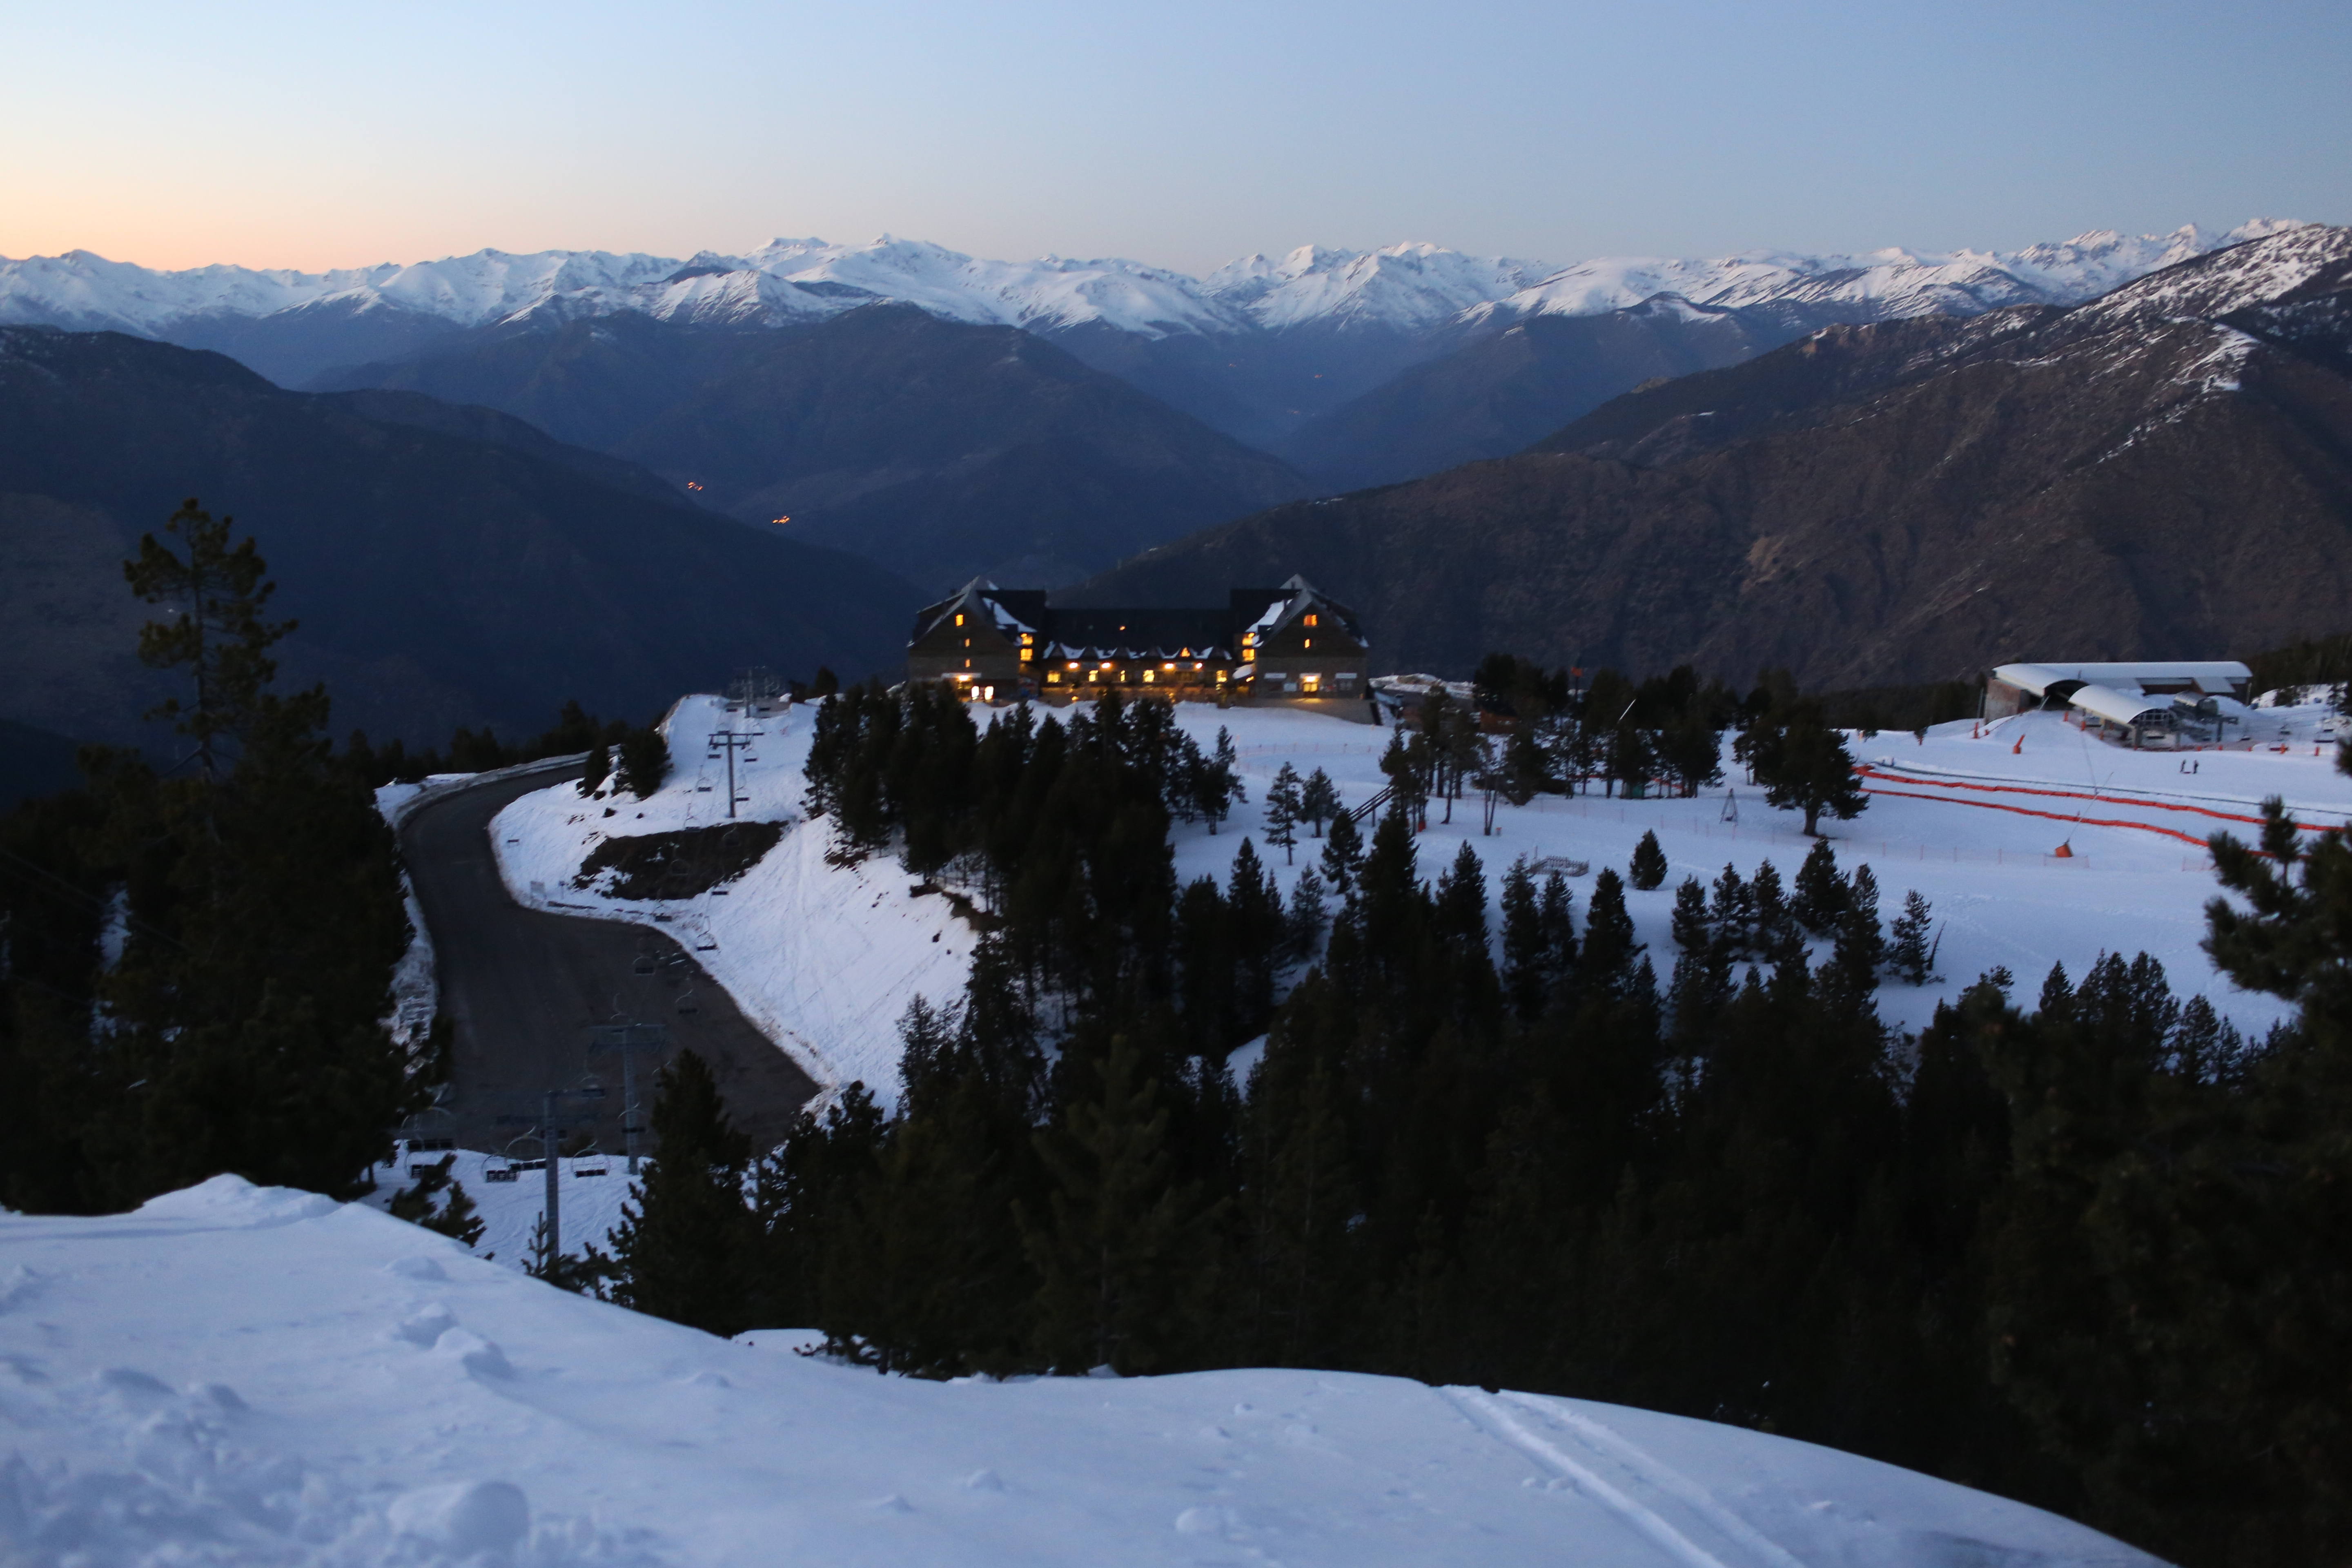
[676,986,700,1016]
[571,1140,611,1178]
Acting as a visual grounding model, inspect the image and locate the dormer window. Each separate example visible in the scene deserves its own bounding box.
[954,613,965,626]
[1303,613,1319,627]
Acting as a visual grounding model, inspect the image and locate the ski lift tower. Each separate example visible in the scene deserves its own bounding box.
[729,666,783,717]
[588,1019,668,1174]
[705,724,764,820]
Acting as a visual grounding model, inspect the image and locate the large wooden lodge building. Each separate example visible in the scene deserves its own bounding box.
[906,576,1371,709]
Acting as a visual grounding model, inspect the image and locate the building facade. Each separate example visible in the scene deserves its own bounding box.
[906,576,1371,707]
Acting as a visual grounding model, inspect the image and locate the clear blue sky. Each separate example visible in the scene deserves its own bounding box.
[5,0,2345,274]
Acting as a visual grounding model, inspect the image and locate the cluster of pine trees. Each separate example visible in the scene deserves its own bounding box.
[0,501,418,1212]
[578,680,2352,1567]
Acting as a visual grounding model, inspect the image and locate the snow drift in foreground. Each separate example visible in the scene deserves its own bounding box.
[0,1176,2160,1567]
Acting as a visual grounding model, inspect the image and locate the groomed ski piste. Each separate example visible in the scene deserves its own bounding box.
[1,1174,2164,1567]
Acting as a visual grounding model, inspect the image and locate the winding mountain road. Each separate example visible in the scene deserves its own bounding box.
[398,766,818,1156]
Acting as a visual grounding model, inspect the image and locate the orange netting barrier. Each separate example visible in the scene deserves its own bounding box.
[1855,783,2218,849]
[1853,766,2337,835]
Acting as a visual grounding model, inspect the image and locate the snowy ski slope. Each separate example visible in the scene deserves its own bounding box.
[0,1175,2162,1567]
[492,694,2344,1113]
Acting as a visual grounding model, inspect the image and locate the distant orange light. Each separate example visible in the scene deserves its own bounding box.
[771,515,791,525]
[686,481,704,491]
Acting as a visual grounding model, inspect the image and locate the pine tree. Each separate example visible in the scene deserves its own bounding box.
[1670,875,1711,951]
[1194,726,1245,833]
[1024,1037,1220,1375]
[1792,836,1849,935]
[1300,767,1340,838]
[1888,890,1935,984]
[1581,868,1643,998]
[1748,701,1869,836]
[617,723,672,800]
[1282,868,1328,965]
[1320,806,1363,898]
[589,1049,759,1336]
[1265,762,1303,864]
[123,499,296,786]
[1501,858,1546,1022]
[1227,839,1284,1034]
[389,1154,487,1249]
[68,503,415,1207]
[1826,864,1884,999]
[1629,830,1667,891]
[577,742,610,798]
[1750,859,1796,960]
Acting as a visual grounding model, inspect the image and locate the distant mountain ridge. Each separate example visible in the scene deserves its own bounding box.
[1,223,2303,433]
[0,327,917,748]
[1071,225,2352,690]
[306,305,1312,594]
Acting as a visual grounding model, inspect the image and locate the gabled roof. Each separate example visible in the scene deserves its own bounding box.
[909,578,1040,647]
[1240,575,1368,648]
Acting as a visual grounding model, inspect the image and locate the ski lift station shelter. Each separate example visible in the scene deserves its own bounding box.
[1985,660,2255,747]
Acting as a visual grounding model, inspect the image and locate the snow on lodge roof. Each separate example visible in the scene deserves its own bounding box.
[1993,661,2252,699]
[1991,661,2253,728]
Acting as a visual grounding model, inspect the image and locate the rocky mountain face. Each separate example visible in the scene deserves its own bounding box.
[1071,227,2352,690]
[0,328,918,748]
[310,305,1310,595]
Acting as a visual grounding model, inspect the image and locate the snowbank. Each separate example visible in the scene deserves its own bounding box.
[0,1178,2162,1567]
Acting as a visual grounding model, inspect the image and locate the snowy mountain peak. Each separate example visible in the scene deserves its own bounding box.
[0,220,2311,358]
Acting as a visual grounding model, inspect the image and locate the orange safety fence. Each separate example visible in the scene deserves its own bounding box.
[1856,784,2218,849]
[1853,766,2341,835]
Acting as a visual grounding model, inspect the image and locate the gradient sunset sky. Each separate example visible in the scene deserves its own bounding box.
[6,0,2347,275]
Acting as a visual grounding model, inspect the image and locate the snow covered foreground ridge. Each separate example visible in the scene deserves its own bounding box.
[0,1175,2161,1568]
[0,220,2306,343]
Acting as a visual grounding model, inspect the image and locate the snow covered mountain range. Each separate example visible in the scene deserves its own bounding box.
[0,220,2306,347]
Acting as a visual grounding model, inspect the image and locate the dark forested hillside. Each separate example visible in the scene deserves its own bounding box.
[1072,227,2352,688]
[0,327,916,746]
[312,306,1311,594]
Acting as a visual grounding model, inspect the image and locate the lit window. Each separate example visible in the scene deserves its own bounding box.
[955,613,964,626]
[1021,633,1034,646]
[1143,670,1155,683]
[1242,649,1254,662]
[1020,648,1034,662]
[1047,671,1061,684]
[1303,637,1312,650]
[1304,613,1318,627]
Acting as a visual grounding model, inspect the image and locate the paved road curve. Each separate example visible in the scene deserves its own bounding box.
[399,766,819,1156]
